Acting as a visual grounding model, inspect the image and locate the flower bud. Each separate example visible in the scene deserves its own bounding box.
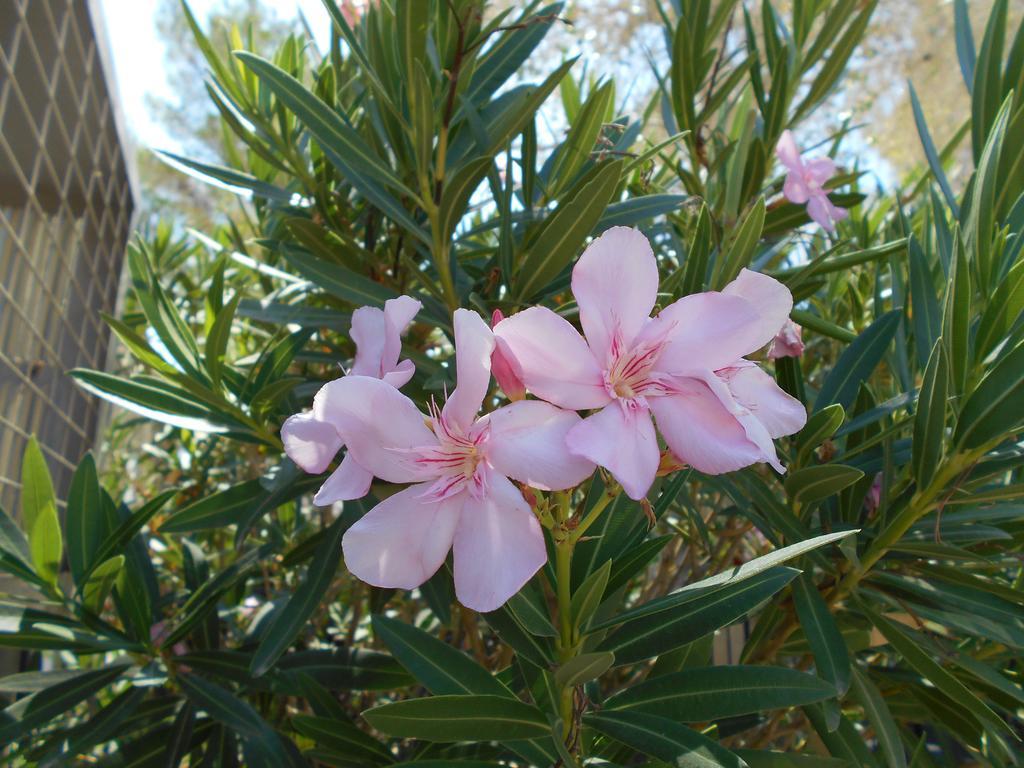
[490,309,526,401]
[768,319,805,359]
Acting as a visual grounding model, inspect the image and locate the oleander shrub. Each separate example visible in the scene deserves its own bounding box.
[2,1,1023,765]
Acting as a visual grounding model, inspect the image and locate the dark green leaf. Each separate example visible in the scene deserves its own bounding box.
[785,465,864,505]
[584,710,746,767]
[815,310,901,412]
[792,574,850,695]
[912,340,949,488]
[362,694,550,742]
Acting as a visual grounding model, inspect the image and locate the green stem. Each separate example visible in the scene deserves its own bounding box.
[555,537,575,736]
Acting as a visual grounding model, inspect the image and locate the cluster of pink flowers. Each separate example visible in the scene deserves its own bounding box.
[282,228,807,611]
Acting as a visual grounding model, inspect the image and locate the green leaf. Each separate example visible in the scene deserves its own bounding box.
[160,480,267,533]
[570,558,611,632]
[815,310,901,412]
[785,465,864,505]
[206,293,241,387]
[591,531,856,631]
[606,665,837,720]
[20,437,56,548]
[791,574,850,695]
[912,340,949,488]
[291,714,392,764]
[281,249,399,309]
[546,80,615,195]
[70,370,237,434]
[65,454,104,588]
[907,236,942,366]
[28,503,61,589]
[243,58,425,242]
[361,694,550,742]
[554,651,614,689]
[734,750,847,767]
[975,258,1024,362]
[251,516,346,676]
[177,674,292,762]
[82,555,125,614]
[440,157,492,239]
[371,614,511,697]
[0,663,128,743]
[943,237,971,394]
[83,489,176,586]
[955,341,1024,449]
[861,602,1012,736]
[515,159,624,299]
[596,567,799,665]
[155,149,293,201]
[849,667,906,768]
[795,404,845,464]
[0,503,31,565]
[584,710,746,767]
[506,585,557,638]
[908,84,958,214]
[678,202,712,297]
[714,197,766,289]
[596,194,689,230]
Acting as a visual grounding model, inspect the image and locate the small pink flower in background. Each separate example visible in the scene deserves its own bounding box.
[490,309,526,402]
[338,0,370,25]
[864,473,883,514]
[495,227,807,501]
[281,295,420,506]
[776,130,848,232]
[768,319,805,359]
[322,310,595,612]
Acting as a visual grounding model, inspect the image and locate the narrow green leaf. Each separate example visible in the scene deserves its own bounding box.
[65,454,103,588]
[570,559,611,632]
[849,667,906,768]
[908,236,943,365]
[955,341,1024,449]
[597,567,799,665]
[515,159,624,299]
[862,603,1012,736]
[591,531,857,631]
[795,404,845,464]
[584,710,746,767]
[362,694,549,742]
[83,555,125,614]
[606,665,836,720]
[792,574,850,695]
[815,310,901,412]
[251,516,346,676]
[291,714,392,764]
[715,197,766,288]
[785,465,864,505]
[206,293,241,387]
[912,340,949,488]
[371,614,512,697]
[554,651,614,689]
[943,236,971,394]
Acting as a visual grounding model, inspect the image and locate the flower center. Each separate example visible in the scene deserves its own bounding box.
[604,342,662,405]
[414,404,490,501]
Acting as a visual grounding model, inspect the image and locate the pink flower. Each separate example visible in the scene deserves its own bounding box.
[768,319,805,359]
[322,309,595,612]
[280,295,421,506]
[494,227,807,501]
[490,310,526,401]
[776,130,848,232]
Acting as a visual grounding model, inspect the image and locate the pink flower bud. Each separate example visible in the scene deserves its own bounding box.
[490,310,526,401]
[768,319,805,359]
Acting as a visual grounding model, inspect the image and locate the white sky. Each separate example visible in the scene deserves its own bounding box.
[99,0,330,151]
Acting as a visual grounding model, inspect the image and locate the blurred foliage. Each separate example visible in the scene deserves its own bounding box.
[2,0,1024,766]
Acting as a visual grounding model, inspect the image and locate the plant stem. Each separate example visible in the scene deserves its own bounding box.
[555,536,575,736]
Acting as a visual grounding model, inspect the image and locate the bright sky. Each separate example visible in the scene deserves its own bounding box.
[99,0,330,151]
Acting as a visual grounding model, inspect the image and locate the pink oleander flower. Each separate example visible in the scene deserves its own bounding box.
[280,295,421,506]
[494,227,807,501]
[321,309,596,612]
[490,309,526,402]
[768,319,805,359]
[776,130,848,232]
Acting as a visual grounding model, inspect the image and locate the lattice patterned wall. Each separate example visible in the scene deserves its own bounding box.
[0,0,136,515]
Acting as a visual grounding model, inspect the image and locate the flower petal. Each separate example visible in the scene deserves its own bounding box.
[484,400,595,491]
[494,307,608,410]
[313,453,373,505]
[381,358,416,388]
[316,376,437,483]
[442,308,496,432]
[645,292,765,374]
[720,364,807,439]
[348,306,387,377]
[572,227,659,364]
[566,404,659,500]
[650,378,763,474]
[342,484,462,590]
[382,295,421,373]
[775,130,804,173]
[281,411,342,474]
[722,268,794,348]
[453,473,546,612]
[783,173,811,204]
[804,157,836,186]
